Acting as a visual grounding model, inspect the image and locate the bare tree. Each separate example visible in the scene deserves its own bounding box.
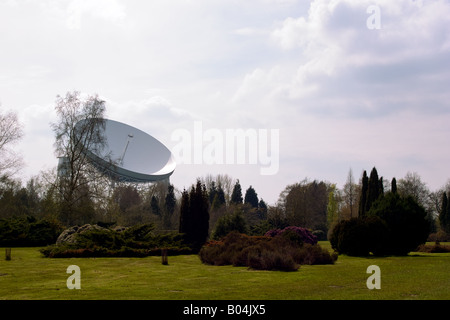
[51,91,107,226]
[342,168,359,218]
[200,173,234,204]
[282,178,328,230]
[0,106,24,178]
[397,171,430,208]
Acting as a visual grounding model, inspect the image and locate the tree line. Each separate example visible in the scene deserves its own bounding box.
[1,92,450,247]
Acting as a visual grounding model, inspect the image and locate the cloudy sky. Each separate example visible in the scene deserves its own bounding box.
[1,0,449,204]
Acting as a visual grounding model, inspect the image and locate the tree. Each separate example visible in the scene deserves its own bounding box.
[397,172,430,208]
[230,179,243,205]
[212,210,248,240]
[358,167,383,217]
[368,192,429,255]
[331,192,429,256]
[179,189,190,237]
[391,177,397,194]
[343,168,358,218]
[358,170,368,217]
[244,185,259,208]
[439,192,450,233]
[257,199,268,219]
[327,184,339,228]
[111,185,143,224]
[51,91,107,226]
[150,195,161,216]
[0,107,24,178]
[215,184,226,208]
[165,184,176,215]
[447,193,450,233]
[163,183,176,228]
[200,173,234,204]
[179,180,210,250]
[282,179,328,231]
[365,167,382,214]
[208,181,217,205]
[209,182,226,212]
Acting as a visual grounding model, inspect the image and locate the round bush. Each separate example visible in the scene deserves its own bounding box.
[330,193,430,256]
[368,193,429,255]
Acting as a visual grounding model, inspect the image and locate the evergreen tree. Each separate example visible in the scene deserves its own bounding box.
[212,210,248,240]
[150,195,161,216]
[231,179,243,205]
[257,199,268,219]
[165,184,176,216]
[379,177,384,196]
[391,177,397,194]
[216,184,226,207]
[179,180,210,250]
[447,193,450,233]
[358,170,368,217]
[208,181,217,205]
[368,192,429,255]
[179,189,190,238]
[440,192,450,233]
[446,191,450,233]
[365,167,382,213]
[163,184,176,228]
[244,185,259,208]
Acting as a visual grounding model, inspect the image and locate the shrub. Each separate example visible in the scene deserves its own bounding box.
[368,193,429,255]
[293,243,338,265]
[329,218,371,256]
[427,230,450,242]
[330,193,430,256]
[0,217,63,247]
[41,223,192,258]
[416,243,450,253]
[199,231,336,271]
[265,226,318,245]
[212,211,248,240]
[245,245,298,271]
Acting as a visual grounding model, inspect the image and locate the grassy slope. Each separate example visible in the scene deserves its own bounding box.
[0,242,449,300]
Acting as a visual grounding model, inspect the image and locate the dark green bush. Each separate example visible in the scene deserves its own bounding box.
[368,193,429,255]
[212,211,248,240]
[41,223,192,258]
[330,193,430,256]
[0,217,63,247]
[329,218,371,256]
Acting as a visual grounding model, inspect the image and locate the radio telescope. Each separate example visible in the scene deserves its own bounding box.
[73,118,176,183]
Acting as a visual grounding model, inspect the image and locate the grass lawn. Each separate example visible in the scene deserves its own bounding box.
[0,242,449,300]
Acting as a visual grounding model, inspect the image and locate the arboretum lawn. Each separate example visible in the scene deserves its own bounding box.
[0,242,449,300]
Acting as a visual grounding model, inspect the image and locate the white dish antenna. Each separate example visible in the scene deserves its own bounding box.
[75,119,176,182]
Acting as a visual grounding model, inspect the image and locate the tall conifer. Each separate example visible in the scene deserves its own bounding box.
[391,177,397,194]
[365,167,381,213]
[440,192,450,233]
[359,170,368,217]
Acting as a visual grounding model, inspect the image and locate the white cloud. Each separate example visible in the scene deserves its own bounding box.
[231,0,450,118]
[65,0,126,29]
[1,0,449,203]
